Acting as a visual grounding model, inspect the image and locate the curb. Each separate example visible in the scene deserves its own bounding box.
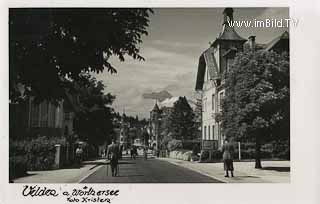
[77,164,104,183]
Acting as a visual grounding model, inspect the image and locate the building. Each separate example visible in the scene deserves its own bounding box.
[195,8,289,152]
[149,103,162,149]
[9,90,82,167]
[148,96,198,149]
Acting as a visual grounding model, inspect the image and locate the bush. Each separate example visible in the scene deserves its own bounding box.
[182,141,200,151]
[233,141,289,160]
[191,154,200,161]
[192,143,200,155]
[9,136,66,178]
[169,150,192,161]
[167,139,182,151]
[211,150,222,160]
[200,150,209,161]
[9,155,28,179]
[199,150,222,162]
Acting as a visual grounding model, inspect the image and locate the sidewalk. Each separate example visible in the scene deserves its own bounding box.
[158,157,290,183]
[13,159,107,183]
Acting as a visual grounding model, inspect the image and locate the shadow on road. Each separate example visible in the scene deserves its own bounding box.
[261,167,290,172]
[232,175,259,179]
[116,174,144,177]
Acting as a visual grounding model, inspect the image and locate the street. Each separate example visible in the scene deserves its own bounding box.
[81,155,222,183]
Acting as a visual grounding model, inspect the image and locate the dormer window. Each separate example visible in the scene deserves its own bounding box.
[226,58,234,73]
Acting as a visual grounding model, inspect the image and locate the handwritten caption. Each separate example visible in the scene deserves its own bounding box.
[22,185,120,203]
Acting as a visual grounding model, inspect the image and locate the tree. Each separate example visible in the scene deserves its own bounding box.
[221,50,289,168]
[72,74,115,147]
[169,96,197,140]
[9,8,153,102]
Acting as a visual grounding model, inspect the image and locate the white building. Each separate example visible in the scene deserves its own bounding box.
[195,8,247,150]
[195,8,289,151]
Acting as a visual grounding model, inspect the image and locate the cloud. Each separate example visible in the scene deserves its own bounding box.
[94,45,199,118]
[150,40,204,49]
[142,90,172,101]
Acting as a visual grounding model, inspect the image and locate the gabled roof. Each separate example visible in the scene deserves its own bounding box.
[195,47,219,91]
[212,24,247,47]
[265,31,289,51]
[151,103,160,112]
[159,96,179,108]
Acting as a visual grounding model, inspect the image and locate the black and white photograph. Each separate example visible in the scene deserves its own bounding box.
[8,7,291,184]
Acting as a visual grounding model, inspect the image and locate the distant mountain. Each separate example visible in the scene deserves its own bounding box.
[142,90,172,102]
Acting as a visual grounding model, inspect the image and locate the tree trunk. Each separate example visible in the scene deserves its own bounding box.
[255,139,262,169]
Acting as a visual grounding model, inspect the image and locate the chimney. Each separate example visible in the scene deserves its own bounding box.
[248,36,256,50]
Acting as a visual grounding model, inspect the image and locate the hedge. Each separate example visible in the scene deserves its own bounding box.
[9,136,66,179]
[198,140,289,162]
[169,150,192,161]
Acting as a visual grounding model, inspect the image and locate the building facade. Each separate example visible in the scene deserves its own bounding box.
[195,8,289,151]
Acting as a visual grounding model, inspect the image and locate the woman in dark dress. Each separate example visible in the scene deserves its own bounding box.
[221,138,234,177]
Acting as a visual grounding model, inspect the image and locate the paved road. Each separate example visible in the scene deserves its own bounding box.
[81,155,222,183]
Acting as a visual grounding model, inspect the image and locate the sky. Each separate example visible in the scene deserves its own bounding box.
[94,7,289,119]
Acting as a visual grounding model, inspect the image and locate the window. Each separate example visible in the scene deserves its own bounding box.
[30,102,39,127]
[40,101,49,127]
[204,126,207,140]
[212,125,215,140]
[203,98,207,112]
[212,94,215,111]
[49,104,56,127]
[226,58,234,73]
[29,99,62,128]
[219,92,224,111]
[208,125,211,140]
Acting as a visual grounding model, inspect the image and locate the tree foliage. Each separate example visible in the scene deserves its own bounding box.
[221,50,289,167]
[72,74,115,146]
[9,8,153,102]
[168,96,197,140]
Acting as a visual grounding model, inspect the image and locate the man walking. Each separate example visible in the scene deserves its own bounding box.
[106,139,120,177]
[221,138,235,177]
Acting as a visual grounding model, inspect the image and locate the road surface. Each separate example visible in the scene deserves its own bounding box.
[81,155,222,183]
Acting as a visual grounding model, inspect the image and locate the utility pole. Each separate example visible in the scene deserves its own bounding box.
[238,141,241,161]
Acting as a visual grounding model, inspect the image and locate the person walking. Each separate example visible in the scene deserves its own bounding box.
[119,144,123,160]
[143,146,147,160]
[221,138,234,177]
[75,145,83,167]
[131,146,137,160]
[106,139,120,177]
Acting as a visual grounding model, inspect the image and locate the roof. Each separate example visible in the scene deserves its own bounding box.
[212,24,247,47]
[265,31,289,51]
[195,47,219,91]
[151,103,160,112]
[159,96,179,108]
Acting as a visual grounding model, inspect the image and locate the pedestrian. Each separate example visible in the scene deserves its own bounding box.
[134,146,138,159]
[106,139,120,177]
[119,144,123,160]
[143,146,147,160]
[130,146,134,159]
[75,145,83,167]
[221,138,234,177]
